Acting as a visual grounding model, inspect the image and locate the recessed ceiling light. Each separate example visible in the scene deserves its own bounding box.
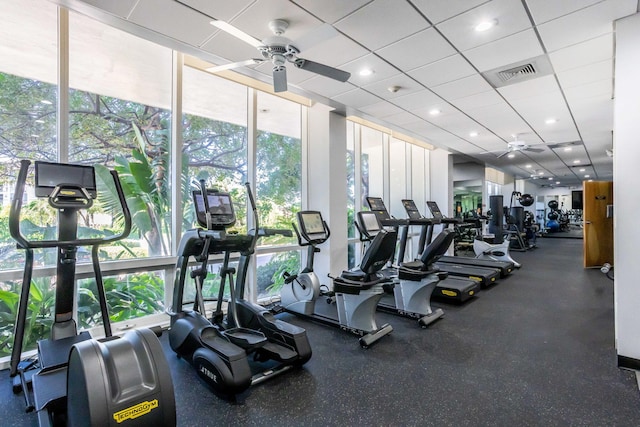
[469,131,478,137]
[584,174,590,178]
[507,153,515,158]
[359,68,374,77]
[588,179,593,182]
[475,19,498,32]
[538,171,544,175]
[429,109,441,116]
[579,168,585,172]
[548,177,553,180]
[564,147,572,152]
[525,164,532,168]
[573,160,581,164]
[545,118,557,124]
[556,181,560,184]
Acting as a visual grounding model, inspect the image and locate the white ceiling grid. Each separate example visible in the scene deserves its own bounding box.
[57,0,640,187]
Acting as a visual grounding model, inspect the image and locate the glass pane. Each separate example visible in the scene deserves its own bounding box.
[68,12,173,259]
[256,92,301,246]
[360,126,384,206]
[346,121,356,269]
[182,67,248,234]
[256,250,301,300]
[389,138,407,218]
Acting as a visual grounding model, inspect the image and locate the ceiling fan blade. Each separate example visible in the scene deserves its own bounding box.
[206,58,264,73]
[273,66,287,93]
[526,148,545,153]
[293,23,338,52]
[210,20,263,48]
[496,151,510,159]
[293,58,350,82]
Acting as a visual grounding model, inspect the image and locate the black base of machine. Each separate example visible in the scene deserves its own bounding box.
[433,262,500,287]
[433,277,480,303]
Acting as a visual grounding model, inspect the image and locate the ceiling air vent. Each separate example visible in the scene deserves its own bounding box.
[482,55,553,88]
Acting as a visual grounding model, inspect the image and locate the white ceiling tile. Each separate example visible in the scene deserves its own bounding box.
[465,103,533,138]
[463,29,544,72]
[291,0,372,24]
[331,88,381,108]
[375,28,455,71]
[361,74,424,100]
[564,79,612,103]
[497,75,559,101]
[79,0,138,18]
[408,54,476,87]
[390,89,445,110]
[450,90,504,110]
[177,0,254,21]
[525,0,602,24]
[411,0,489,24]
[431,74,494,101]
[358,101,406,118]
[384,111,422,126]
[202,31,264,62]
[537,0,637,52]
[334,0,430,51]
[435,0,532,51]
[548,33,613,72]
[129,0,218,46]
[298,34,368,68]
[557,59,612,89]
[339,54,401,85]
[300,77,356,98]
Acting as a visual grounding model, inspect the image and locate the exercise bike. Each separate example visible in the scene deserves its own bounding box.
[279,210,395,348]
[168,181,311,400]
[471,195,522,268]
[9,160,176,427]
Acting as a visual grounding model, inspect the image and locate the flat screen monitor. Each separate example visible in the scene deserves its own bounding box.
[402,199,422,220]
[298,211,327,240]
[193,190,235,228]
[366,197,386,212]
[358,211,381,234]
[571,190,583,210]
[35,161,96,198]
[426,201,443,219]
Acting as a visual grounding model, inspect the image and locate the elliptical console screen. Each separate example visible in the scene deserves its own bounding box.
[193,190,235,228]
[298,211,326,240]
[426,201,444,220]
[35,161,97,198]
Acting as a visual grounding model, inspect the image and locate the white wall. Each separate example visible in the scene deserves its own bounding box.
[429,149,452,215]
[614,12,640,367]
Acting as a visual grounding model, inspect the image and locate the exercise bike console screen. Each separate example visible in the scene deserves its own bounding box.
[35,161,97,198]
[298,211,327,241]
[359,211,381,234]
[193,190,235,229]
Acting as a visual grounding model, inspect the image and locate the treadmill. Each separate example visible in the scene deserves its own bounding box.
[359,198,479,303]
[405,200,514,278]
[420,201,501,287]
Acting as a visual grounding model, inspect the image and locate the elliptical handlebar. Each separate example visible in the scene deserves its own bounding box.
[10,160,132,249]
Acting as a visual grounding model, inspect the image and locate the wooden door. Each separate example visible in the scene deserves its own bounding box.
[583,181,613,267]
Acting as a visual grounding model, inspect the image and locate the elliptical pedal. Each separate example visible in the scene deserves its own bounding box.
[259,341,298,362]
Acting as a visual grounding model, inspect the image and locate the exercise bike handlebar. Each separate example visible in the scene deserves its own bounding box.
[10,159,132,250]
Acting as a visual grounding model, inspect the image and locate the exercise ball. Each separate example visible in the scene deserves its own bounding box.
[519,193,534,207]
[546,219,560,232]
[548,211,559,220]
[548,200,559,210]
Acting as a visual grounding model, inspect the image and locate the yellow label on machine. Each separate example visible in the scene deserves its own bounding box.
[470,276,482,281]
[113,399,159,423]
[441,290,458,297]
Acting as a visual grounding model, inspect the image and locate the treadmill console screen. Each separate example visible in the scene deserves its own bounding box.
[298,211,327,240]
[193,190,235,229]
[35,161,97,198]
[402,199,422,220]
[366,197,386,211]
[426,201,444,220]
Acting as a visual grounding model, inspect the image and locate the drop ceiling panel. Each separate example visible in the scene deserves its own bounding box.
[384,111,422,126]
[435,0,532,51]
[129,0,218,46]
[411,0,489,25]
[431,74,494,101]
[290,0,371,24]
[465,103,533,138]
[334,0,429,51]
[525,0,602,24]
[331,88,381,108]
[177,0,254,22]
[569,96,613,131]
[358,101,406,118]
[557,60,612,89]
[79,0,138,18]
[375,28,456,72]
[298,34,369,68]
[497,75,560,101]
[536,0,636,52]
[564,79,612,104]
[362,75,427,101]
[300,77,355,98]
[450,90,504,110]
[548,33,613,72]
[339,54,401,86]
[390,89,446,111]
[463,29,544,72]
[408,54,476,88]
[201,31,263,62]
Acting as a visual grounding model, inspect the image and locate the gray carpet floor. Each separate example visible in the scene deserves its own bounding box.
[1,237,639,426]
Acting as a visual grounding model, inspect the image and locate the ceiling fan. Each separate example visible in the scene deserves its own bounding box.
[496,136,545,158]
[207,18,351,93]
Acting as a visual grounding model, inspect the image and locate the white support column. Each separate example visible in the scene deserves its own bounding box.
[429,149,452,215]
[614,12,640,370]
[306,104,348,283]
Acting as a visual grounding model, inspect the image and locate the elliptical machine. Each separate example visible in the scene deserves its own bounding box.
[168,181,311,400]
[472,195,522,268]
[9,160,176,427]
[279,210,395,348]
